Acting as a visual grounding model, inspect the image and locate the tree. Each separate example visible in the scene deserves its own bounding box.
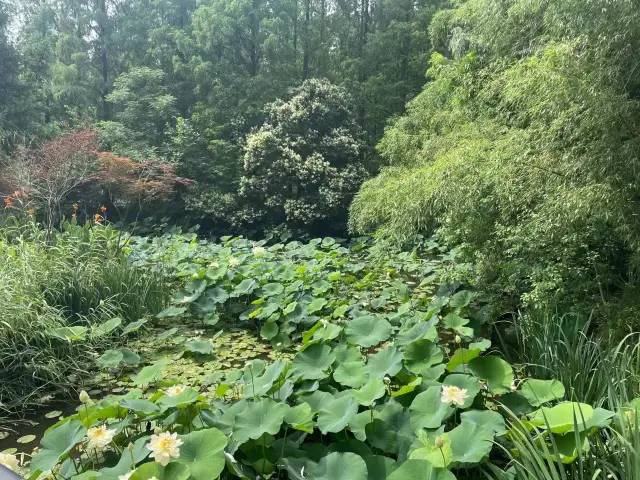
[0,1,23,144]
[240,78,367,226]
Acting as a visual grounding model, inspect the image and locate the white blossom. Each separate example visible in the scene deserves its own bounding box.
[146,432,183,466]
[440,385,469,406]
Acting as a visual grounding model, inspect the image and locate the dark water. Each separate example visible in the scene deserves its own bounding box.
[0,403,77,453]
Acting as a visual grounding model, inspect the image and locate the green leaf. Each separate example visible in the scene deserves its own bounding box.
[133,358,171,386]
[71,471,102,480]
[157,327,179,341]
[157,387,200,409]
[120,399,161,415]
[291,343,336,380]
[260,321,279,340]
[17,434,36,444]
[263,283,285,296]
[91,317,123,338]
[231,279,259,297]
[468,356,514,394]
[310,452,368,480]
[185,339,214,355]
[446,348,481,372]
[120,348,141,365]
[317,396,359,434]
[122,319,148,335]
[395,322,437,347]
[174,428,228,480]
[333,347,369,388]
[367,346,404,380]
[232,398,286,444]
[404,340,444,378]
[284,403,315,433]
[351,379,386,407]
[387,459,456,480]
[459,410,507,436]
[308,297,328,314]
[520,379,566,407]
[449,421,495,464]
[345,315,392,348]
[207,287,229,304]
[283,301,298,315]
[46,326,88,342]
[449,290,475,308]
[31,419,87,473]
[442,314,473,337]
[409,386,455,430]
[410,431,452,467]
[99,436,150,480]
[96,349,124,368]
[157,306,187,318]
[131,463,190,480]
[528,402,594,434]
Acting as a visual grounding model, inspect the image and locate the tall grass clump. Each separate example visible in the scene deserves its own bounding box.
[0,213,169,415]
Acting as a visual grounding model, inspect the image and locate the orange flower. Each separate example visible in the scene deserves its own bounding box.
[73,203,79,211]
[27,209,35,215]
[100,205,107,213]
[3,197,12,207]
[94,213,103,223]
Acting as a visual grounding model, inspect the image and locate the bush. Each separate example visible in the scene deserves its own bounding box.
[239,78,368,227]
[350,0,640,313]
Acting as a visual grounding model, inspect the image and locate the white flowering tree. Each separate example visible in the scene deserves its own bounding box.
[238,79,368,226]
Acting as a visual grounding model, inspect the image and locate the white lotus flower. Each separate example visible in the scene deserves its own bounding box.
[252,246,266,256]
[86,425,117,451]
[209,261,220,268]
[79,390,91,404]
[165,385,186,397]
[118,472,133,480]
[228,257,240,267]
[510,380,518,392]
[147,432,183,466]
[0,453,20,472]
[440,385,469,406]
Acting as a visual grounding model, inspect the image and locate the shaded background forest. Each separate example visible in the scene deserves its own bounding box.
[2,0,640,327]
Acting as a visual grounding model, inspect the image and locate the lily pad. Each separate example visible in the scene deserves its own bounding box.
[345,316,392,348]
[174,428,227,480]
[310,452,368,480]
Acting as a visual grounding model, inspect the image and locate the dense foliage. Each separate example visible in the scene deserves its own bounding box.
[350,0,640,317]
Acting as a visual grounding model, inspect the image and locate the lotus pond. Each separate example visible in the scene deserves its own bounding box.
[0,233,630,479]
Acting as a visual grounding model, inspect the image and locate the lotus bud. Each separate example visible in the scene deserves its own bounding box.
[383,376,391,385]
[244,361,252,369]
[435,436,444,449]
[454,335,462,344]
[510,381,518,392]
[79,390,91,404]
[127,442,135,452]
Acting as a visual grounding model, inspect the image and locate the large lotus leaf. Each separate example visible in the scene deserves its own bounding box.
[91,317,122,338]
[96,349,124,369]
[309,452,368,480]
[120,399,161,415]
[581,408,614,430]
[157,328,179,341]
[449,290,475,308]
[260,321,279,340]
[244,360,288,398]
[301,390,335,413]
[404,340,444,378]
[317,396,359,434]
[307,298,328,314]
[442,375,481,409]
[120,348,141,365]
[499,392,533,416]
[409,386,455,430]
[291,344,336,380]
[156,306,187,318]
[206,287,229,304]
[409,431,452,467]
[345,316,392,348]
[365,419,397,453]
[528,402,594,434]
[71,471,101,480]
[468,356,514,394]
[367,346,404,380]
[351,379,386,407]
[394,321,438,347]
[99,436,151,480]
[442,314,473,337]
[122,319,148,335]
[184,339,214,355]
[174,428,227,480]
[133,358,171,386]
[231,279,259,297]
[284,403,315,433]
[306,321,342,344]
[449,421,494,464]
[520,379,566,407]
[387,459,456,480]
[31,419,87,473]
[263,282,285,297]
[334,347,369,388]
[551,432,590,464]
[233,398,287,444]
[130,463,190,480]
[362,455,397,480]
[157,387,200,409]
[459,410,506,436]
[47,326,88,342]
[446,348,481,372]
